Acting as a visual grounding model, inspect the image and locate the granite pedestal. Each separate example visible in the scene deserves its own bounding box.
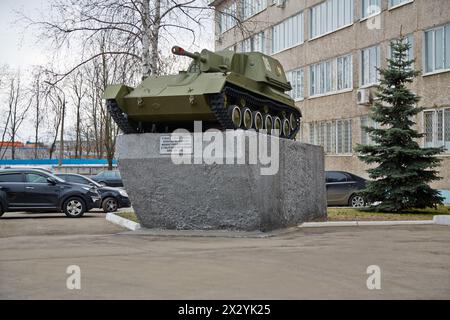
[116,131,326,231]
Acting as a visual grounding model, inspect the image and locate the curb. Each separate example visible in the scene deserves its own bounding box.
[106,214,450,233]
[105,212,141,231]
[433,215,450,226]
[300,220,435,228]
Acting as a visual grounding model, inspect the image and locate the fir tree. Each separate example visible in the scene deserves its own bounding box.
[355,39,444,212]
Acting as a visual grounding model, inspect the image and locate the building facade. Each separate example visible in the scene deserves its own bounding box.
[211,0,450,189]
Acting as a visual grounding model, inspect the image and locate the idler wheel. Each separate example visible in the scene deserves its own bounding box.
[289,113,297,131]
[228,105,242,129]
[241,107,253,130]
[252,111,263,131]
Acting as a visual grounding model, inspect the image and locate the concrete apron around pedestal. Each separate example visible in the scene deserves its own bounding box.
[116,130,327,232]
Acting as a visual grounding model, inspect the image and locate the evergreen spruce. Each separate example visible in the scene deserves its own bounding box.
[355,39,444,212]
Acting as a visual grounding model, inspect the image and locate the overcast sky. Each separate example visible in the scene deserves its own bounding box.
[0,0,214,69]
[0,0,49,68]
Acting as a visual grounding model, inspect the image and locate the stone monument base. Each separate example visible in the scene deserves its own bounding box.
[116,131,326,232]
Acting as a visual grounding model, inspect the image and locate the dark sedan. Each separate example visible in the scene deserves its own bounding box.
[90,170,123,187]
[326,171,367,207]
[56,173,131,212]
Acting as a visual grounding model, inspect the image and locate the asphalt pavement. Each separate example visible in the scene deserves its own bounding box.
[0,211,449,299]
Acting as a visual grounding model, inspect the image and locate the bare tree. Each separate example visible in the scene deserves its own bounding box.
[68,71,86,158]
[22,0,216,83]
[3,72,32,160]
[44,84,65,159]
[29,67,47,159]
[0,65,11,159]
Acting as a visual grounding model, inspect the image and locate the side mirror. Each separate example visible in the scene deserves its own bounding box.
[47,177,57,185]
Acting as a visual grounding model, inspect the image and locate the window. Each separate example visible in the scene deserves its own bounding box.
[389,34,414,65]
[241,31,267,54]
[326,171,348,182]
[272,12,304,53]
[361,45,380,86]
[243,0,267,20]
[361,0,380,19]
[253,32,266,53]
[424,24,450,74]
[241,38,252,53]
[310,54,352,96]
[360,115,379,145]
[424,108,450,152]
[310,0,353,39]
[219,1,237,34]
[286,68,304,100]
[389,0,412,8]
[309,119,352,154]
[0,173,23,183]
[337,55,352,90]
[67,175,89,185]
[336,119,352,154]
[25,173,48,184]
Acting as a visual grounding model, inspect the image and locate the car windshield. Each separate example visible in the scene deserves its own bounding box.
[82,176,101,187]
[58,174,101,187]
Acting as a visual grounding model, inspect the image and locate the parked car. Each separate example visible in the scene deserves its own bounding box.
[0,168,101,218]
[2,166,53,174]
[90,170,123,187]
[326,171,366,207]
[56,173,131,213]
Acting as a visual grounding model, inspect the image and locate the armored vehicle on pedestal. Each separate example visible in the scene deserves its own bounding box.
[103,46,302,139]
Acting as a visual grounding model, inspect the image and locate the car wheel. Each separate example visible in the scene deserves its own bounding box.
[63,197,86,218]
[0,204,4,218]
[98,181,107,187]
[102,197,118,213]
[349,194,365,208]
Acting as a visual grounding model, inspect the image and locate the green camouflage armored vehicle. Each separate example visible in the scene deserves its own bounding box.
[103,46,301,139]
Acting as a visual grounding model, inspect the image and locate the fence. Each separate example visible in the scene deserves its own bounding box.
[0,159,117,175]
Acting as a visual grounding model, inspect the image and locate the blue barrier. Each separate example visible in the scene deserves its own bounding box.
[0,159,117,166]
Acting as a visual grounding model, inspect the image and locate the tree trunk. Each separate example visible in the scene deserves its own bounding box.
[58,98,65,166]
[34,77,40,159]
[141,0,151,79]
[151,0,161,75]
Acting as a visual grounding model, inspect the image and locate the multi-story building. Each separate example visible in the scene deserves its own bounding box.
[210,0,450,189]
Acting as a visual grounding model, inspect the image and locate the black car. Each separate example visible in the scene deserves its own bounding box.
[56,173,131,213]
[0,169,101,218]
[326,171,367,207]
[90,170,123,187]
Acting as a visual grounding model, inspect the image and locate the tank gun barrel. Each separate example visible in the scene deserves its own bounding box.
[172,46,205,62]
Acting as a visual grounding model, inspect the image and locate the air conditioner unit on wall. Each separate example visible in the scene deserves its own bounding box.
[276,0,286,8]
[357,88,372,105]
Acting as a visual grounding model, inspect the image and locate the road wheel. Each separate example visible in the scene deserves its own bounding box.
[0,204,4,218]
[102,197,118,213]
[63,197,86,218]
[349,194,365,208]
[98,181,107,186]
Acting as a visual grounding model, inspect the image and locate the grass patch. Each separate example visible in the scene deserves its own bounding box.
[116,211,139,223]
[328,206,450,221]
[115,206,449,223]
